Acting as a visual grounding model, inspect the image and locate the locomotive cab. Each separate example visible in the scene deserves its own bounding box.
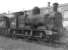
[0,15,10,36]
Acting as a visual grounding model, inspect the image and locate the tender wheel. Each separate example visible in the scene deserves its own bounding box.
[9,29,16,39]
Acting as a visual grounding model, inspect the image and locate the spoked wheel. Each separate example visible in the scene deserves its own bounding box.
[39,31,46,41]
[9,29,15,38]
[31,30,44,42]
[11,30,16,40]
[23,30,32,40]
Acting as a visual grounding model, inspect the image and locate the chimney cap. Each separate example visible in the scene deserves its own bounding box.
[48,2,50,4]
[53,3,59,6]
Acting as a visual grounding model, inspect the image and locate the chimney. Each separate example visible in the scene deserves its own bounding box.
[48,2,50,8]
[48,2,51,13]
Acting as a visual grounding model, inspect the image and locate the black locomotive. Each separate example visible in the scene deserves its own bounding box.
[0,3,63,43]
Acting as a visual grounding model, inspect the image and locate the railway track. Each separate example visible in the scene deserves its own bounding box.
[0,29,67,49]
[7,34,66,48]
[0,36,66,50]
[0,31,68,50]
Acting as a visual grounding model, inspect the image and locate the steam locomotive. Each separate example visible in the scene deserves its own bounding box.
[0,3,63,43]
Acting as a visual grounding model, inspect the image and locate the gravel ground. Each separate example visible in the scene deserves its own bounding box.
[0,36,67,50]
[0,30,68,50]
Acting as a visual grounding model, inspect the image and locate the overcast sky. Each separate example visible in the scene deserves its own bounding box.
[0,0,67,13]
